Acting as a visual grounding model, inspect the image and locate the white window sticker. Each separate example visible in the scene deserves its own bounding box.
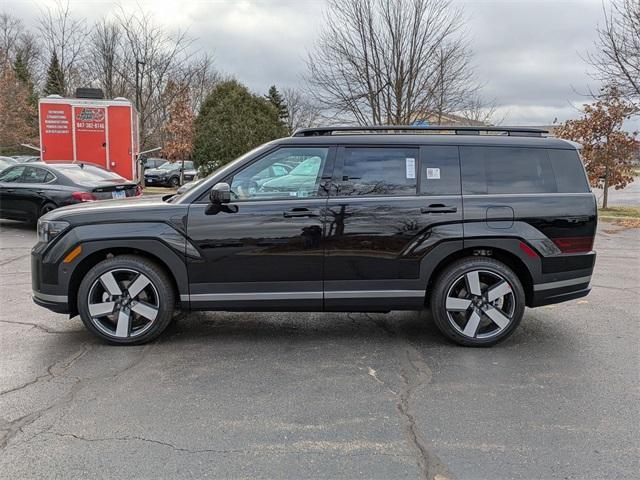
[426,167,441,180]
[405,158,416,179]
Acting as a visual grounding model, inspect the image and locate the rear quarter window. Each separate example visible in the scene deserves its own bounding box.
[461,146,557,194]
[547,149,590,193]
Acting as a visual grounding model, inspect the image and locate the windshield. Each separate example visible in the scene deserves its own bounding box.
[56,166,124,183]
[82,166,125,180]
[289,157,322,176]
[158,162,180,171]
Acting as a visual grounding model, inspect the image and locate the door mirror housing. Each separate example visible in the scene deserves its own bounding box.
[210,182,231,204]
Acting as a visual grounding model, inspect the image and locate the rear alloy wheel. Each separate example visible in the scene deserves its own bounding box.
[431,258,525,347]
[170,176,180,188]
[78,255,175,344]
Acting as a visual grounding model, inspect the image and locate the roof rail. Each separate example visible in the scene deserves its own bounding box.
[291,125,548,138]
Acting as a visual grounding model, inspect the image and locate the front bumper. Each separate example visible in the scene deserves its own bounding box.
[144,176,169,186]
[31,246,71,314]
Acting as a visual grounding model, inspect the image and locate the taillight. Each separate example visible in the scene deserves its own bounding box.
[71,191,97,202]
[135,184,143,196]
[551,236,594,254]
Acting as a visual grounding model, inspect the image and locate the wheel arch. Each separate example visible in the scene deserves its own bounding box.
[426,246,535,307]
[68,246,182,317]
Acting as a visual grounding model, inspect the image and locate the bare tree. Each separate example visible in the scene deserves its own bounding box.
[455,95,504,126]
[0,12,22,58]
[589,0,640,109]
[37,0,88,95]
[86,19,128,99]
[306,0,480,125]
[0,13,38,68]
[114,6,215,149]
[282,88,321,134]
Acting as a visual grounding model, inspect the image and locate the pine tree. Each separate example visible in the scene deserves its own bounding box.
[265,85,289,123]
[43,51,65,96]
[13,52,38,107]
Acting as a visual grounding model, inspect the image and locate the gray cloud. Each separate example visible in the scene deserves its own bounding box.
[5,0,637,129]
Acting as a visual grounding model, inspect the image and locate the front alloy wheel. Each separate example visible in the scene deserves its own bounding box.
[78,255,175,344]
[87,268,160,339]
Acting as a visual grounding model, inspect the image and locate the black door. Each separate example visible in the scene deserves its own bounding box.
[0,166,27,220]
[186,146,335,310]
[324,145,464,311]
[17,166,57,220]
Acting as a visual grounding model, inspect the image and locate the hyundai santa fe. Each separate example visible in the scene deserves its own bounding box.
[31,126,597,347]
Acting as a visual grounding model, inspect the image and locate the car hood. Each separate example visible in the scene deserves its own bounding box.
[145,168,172,175]
[42,194,187,226]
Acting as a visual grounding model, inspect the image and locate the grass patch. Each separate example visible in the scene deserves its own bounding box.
[599,206,640,219]
[599,206,640,230]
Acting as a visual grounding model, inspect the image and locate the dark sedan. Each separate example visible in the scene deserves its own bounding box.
[0,163,140,223]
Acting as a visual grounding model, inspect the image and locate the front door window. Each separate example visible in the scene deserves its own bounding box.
[229,147,329,200]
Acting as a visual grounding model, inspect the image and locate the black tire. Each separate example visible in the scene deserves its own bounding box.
[39,202,57,218]
[430,257,525,347]
[170,176,180,188]
[77,255,175,345]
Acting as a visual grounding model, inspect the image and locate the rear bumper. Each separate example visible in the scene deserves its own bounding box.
[529,254,595,307]
[530,285,591,307]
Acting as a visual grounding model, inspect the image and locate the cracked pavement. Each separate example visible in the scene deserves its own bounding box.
[0,219,638,479]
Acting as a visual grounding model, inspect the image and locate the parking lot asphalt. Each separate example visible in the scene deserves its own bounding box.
[0,219,638,480]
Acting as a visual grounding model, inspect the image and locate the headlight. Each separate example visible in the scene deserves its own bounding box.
[37,219,70,243]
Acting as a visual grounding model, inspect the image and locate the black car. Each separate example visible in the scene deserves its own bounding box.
[144,160,196,187]
[0,163,139,223]
[32,126,597,347]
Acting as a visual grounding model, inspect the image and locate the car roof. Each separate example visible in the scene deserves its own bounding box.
[272,133,576,149]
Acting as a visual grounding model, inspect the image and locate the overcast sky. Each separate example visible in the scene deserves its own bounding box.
[5,0,636,129]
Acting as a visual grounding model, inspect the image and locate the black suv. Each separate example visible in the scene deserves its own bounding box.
[32,126,596,347]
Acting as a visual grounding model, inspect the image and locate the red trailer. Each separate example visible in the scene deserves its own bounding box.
[38,95,140,181]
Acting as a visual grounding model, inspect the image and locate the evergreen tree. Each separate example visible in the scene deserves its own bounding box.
[265,85,289,123]
[194,80,288,175]
[43,51,65,96]
[13,52,38,107]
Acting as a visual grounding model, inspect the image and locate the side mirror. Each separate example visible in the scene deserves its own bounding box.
[209,182,231,204]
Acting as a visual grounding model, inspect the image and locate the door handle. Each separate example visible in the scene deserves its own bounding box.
[283,208,319,218]
[421,204,457,214]
[5,189,15,193]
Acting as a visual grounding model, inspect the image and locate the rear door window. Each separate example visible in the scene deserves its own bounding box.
[419,146,461,195]
[335,147,418,196]
[21,166,50,184]
[460,146,557,194]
